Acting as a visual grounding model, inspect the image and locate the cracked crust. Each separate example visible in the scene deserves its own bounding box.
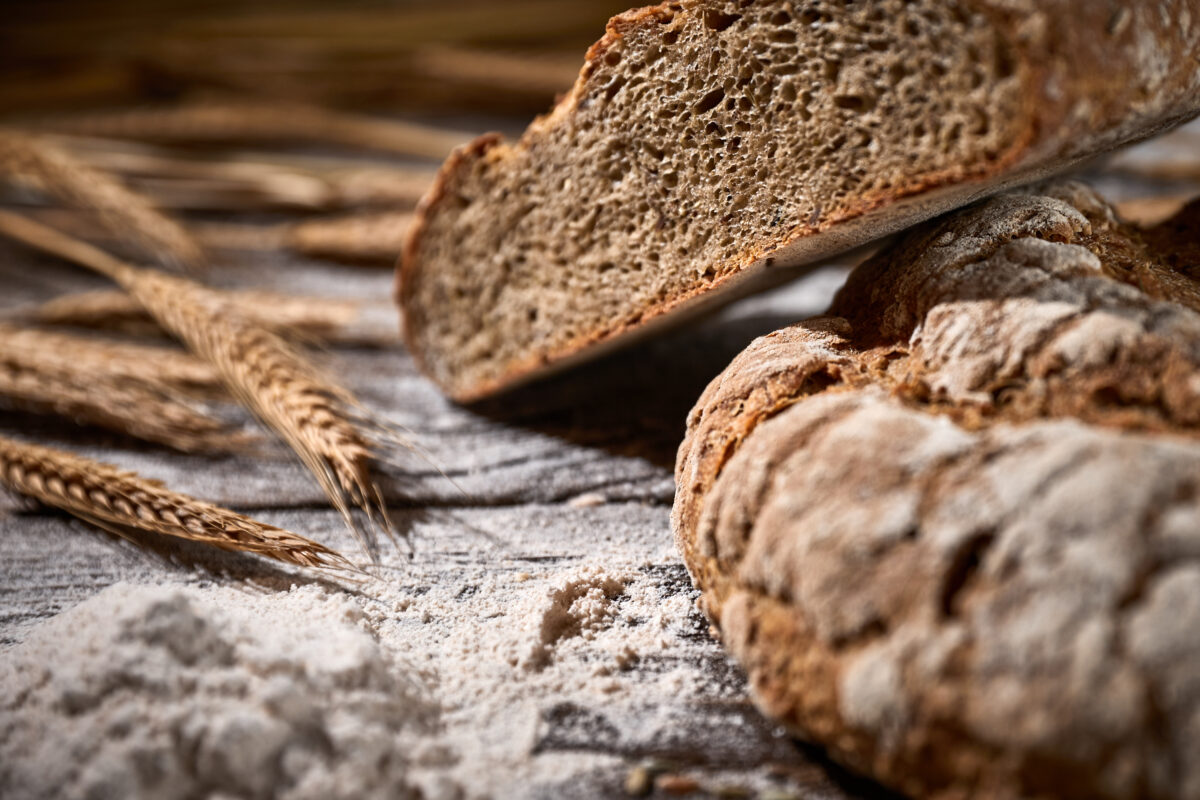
[400,0,1200,402]
[673,183,1200,800]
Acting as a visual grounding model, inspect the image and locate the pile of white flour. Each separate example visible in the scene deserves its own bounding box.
[0,553,734,799]
[0,583,441,799]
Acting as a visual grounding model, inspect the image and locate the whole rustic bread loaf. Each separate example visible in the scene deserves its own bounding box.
[400,0,1200,401]
[673,182,1200,800]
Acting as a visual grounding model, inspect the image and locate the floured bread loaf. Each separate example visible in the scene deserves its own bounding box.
[400,0,1200,401]
[673,183,1200,800]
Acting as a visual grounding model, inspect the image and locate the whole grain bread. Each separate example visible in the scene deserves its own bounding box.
[400,0,1200,402]
[672,182,1200,800]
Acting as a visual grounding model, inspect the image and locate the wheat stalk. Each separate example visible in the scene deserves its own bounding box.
[17,288,174,338]
[16,207,286,255]
[323,166,435,209]
[46,135,334,211]
[0,130,204,270]
[0,434,351,570]
[0,210,397,555]
[410,46,582,96]
[189,213,412,265]
[0,323,221,393]
[285,210,415,265]
[0,323,252,453]
[25,100,470,160]
[0,362,246,454]
[21,287,387,346]
[49,135,436,212]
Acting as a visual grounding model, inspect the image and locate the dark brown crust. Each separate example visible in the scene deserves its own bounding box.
[673,184,1200,800]
[400,0,1200,402]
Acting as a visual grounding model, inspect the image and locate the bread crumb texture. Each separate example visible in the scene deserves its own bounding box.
[402,0,1200,400]
[673,182,1200,800]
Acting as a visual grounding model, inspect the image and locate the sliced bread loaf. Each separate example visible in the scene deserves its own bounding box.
[401,0,1200,401]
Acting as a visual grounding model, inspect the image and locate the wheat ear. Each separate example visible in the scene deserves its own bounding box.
[0,434,351,570]
[0,323,253,453]
[0,130,204,270]
[0,210,396,555]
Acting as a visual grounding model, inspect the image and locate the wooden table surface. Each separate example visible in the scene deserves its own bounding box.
[1,121,1197,799]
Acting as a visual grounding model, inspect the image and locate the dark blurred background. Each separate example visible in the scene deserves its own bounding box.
[0,0,634,119]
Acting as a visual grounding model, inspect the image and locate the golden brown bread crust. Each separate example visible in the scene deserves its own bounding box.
[399,0,1200,402]
[673,183,1200,800]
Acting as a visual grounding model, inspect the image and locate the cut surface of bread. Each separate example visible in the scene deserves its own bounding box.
[673,182,1200,800]
[401,0,1200,401]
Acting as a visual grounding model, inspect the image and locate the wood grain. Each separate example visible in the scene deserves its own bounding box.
[1,116,1196,800]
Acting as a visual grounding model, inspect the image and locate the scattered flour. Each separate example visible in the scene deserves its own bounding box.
[0,553,731,800]
[526,567,630,670]
[359,557,723,797]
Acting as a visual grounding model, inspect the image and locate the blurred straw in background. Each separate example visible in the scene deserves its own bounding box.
[0,0,628,117]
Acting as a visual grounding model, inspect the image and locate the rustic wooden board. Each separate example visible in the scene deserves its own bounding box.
[1,120,1197,799]
[0,241,887,797]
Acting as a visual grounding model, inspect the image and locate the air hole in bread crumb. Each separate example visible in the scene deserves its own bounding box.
[835,93,875,113]
[703,10,741,31]
[695,87,726,114]
[994,40,1017,78]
